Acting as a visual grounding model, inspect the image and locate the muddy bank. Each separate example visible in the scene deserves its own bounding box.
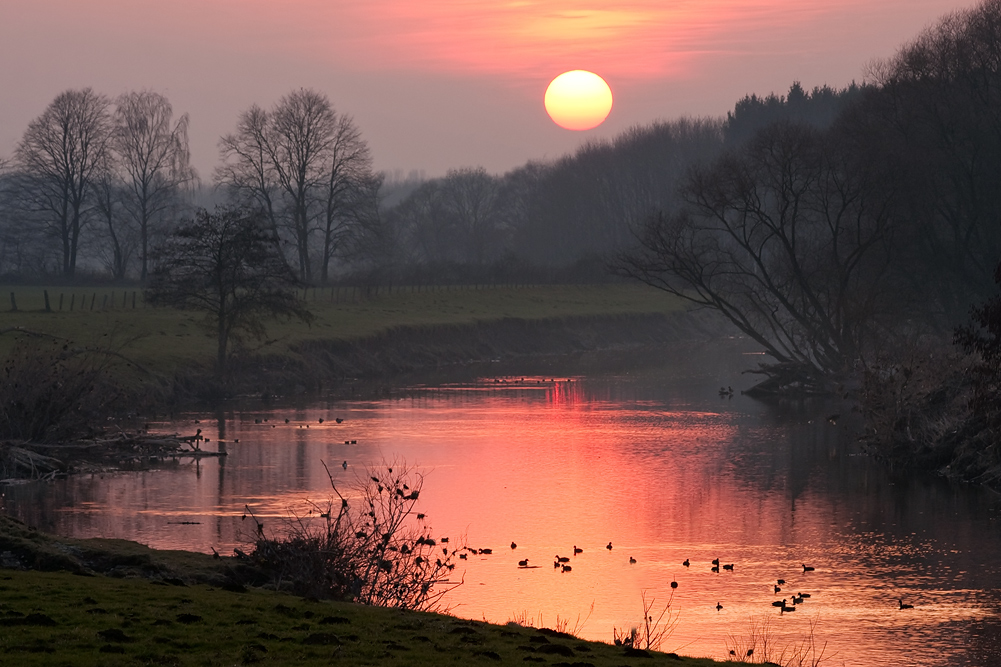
[224,310,731,398]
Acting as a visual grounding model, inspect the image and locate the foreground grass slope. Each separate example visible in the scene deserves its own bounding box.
[0,284,684,374]
[0,569,751,666]
[0,515,743,667]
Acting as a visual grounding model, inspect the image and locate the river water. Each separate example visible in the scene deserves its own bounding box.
[5,343,1001,665]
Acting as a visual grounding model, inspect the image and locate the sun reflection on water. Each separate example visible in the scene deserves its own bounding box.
[5,369,1001,665]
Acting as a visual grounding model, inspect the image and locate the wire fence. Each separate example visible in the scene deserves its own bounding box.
[2,282,576,313]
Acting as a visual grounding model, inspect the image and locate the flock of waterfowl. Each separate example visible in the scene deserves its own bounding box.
[471,542,919,614]
[192,414,920,615]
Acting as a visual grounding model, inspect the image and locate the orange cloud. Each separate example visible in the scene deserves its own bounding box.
[323,0,882,79]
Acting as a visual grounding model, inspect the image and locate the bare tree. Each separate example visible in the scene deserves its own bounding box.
[90,167,134,280]
[217,89,378,284]
[618,122,896,389]
[113,90,196,281]
[440,167,503,265]
[14,89,111,278]
[217,105,281,235]
[319,114,377,282]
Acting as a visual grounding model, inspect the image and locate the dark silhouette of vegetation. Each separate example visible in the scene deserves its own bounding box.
[247,462,461,610]
[144,207,312,372]
[0,334,145,443]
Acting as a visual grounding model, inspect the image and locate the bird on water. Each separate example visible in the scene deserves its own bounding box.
[606,542,613,550]
[682,559,690,567]
[802,564,815,572]
[899,599,913,609]
[716,602,723,612]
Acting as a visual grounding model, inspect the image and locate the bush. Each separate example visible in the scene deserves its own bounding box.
[0,335,142,442]
[247,462,461,610]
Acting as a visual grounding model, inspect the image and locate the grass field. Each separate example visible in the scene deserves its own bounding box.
[0,568,748,666]
[0,284,684,373]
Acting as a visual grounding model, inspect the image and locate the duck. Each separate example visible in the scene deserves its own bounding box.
[606,542,613,550]
[798,592,811,598]
[774,585,782,593]
[556,555,570,563]
[561,564,572,572]
[711,558,720,566]
[771,599,786,608]
[335,418,344,423]
[781,602,796,612]
[802,564,815,572]
[711,565,720,573]
[722,563,734,571]
[792,595,804,604]
[341,461,348,470]
[777,579,786,585]
[898,599,913,610]
[511,542,517,550]
[682,559,690,567]
[573,546,583,554]
[715,602,723,611]
[629,557,637,564]
[518,559,529,567]
[670,580,678,589]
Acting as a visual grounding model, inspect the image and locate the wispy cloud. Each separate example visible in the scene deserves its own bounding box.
[318,0,885,78]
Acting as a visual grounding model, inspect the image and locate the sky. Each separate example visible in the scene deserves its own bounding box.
[0,0,978,179]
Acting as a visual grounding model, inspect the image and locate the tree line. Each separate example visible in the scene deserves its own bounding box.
[620,0,1001,386]
[0,89,380,285]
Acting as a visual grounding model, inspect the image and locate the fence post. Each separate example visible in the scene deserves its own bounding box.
[91,293,96,311]
[70,294,75,311]
[58,293,64,311]
[132,291,136,309]
[43,290,51,312]
[9,292,16,312]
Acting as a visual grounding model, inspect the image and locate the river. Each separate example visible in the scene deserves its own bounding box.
[5,342,1000,665]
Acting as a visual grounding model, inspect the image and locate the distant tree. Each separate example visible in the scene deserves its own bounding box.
[145,207,312,372]
[318,114,379,283]
[439,167,503,265]
[112,90,196,281]
[861,0,1001,323]
[13,88,111,278]
[217,89,378,284]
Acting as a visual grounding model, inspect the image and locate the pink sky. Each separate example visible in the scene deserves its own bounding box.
[0,0,976,177]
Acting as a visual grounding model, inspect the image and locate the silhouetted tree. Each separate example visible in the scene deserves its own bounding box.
[862,0,1001,324]
[217,89,378,283]
[618,121,896,387]
[13,88,111,278]
[113,90,196,281]
[145,207,312,372]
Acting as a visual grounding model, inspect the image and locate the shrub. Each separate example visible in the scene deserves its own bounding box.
[247,462,461,611]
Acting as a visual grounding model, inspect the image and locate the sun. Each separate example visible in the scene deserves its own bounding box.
[544,70,613,131]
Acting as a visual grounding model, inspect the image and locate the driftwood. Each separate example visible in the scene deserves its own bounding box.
[0,432,227,483]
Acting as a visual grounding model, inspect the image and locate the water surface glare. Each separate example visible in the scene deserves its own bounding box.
[8,358,1001,665]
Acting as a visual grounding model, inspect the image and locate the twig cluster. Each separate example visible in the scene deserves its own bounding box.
[247,461,462,611]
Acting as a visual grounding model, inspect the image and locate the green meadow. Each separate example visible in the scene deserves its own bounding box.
[0,283,685,374]
[0,567,754,666]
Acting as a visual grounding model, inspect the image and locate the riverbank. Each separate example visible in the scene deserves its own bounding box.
[0,283,709,400]
[0,514,746,666]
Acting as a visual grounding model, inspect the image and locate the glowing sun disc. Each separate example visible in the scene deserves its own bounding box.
[545,70,613,131]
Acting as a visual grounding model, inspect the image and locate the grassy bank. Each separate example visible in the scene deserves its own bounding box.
[0,284,685,375]
[0,515,743,666]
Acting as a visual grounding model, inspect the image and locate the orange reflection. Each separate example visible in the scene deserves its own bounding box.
[4,377,996,665]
